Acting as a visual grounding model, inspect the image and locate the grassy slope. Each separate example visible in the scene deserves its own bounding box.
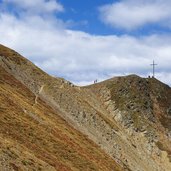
[1,44,170,170]
[0,64,122,170]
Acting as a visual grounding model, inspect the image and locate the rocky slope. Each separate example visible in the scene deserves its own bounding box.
[0,45,123,171]
[86,76,171,171]
[0,44,171,171]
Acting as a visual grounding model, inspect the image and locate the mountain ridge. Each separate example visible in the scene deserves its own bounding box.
[0,45,123,171]
[0,44,171,171]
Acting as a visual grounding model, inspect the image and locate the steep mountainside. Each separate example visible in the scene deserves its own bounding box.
[87,76,171,168]
[0,45,123,171]
[0,44,171,171]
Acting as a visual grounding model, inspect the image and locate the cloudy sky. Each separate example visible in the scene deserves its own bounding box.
[0,0,171,86]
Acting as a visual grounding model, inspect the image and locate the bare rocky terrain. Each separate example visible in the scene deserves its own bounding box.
[0,44,171,171]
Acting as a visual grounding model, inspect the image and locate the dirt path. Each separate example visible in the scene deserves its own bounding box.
[34,85,45,105]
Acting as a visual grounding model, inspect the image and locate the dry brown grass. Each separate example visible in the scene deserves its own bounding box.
[0,64,122,171]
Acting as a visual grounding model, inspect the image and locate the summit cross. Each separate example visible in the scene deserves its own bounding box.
[150,60,157,78]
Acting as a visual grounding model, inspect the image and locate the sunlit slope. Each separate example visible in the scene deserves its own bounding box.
[0,46,123,171]
[87,75,171,171]
[1,44,171,171]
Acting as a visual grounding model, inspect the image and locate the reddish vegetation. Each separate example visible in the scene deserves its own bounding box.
[1,44,171,171]
[0,46,123,170]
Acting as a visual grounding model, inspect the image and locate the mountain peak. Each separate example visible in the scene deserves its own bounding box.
[0,45,171,171]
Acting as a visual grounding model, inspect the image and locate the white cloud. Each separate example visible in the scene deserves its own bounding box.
[99,0,171,30]
[0,1,171,86]
[3,0,64,14]
[156,72,171,86]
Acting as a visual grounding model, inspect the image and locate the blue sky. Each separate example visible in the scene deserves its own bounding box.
[58,0,171,36]
[0,0,171,85]
[58,0,118,35]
